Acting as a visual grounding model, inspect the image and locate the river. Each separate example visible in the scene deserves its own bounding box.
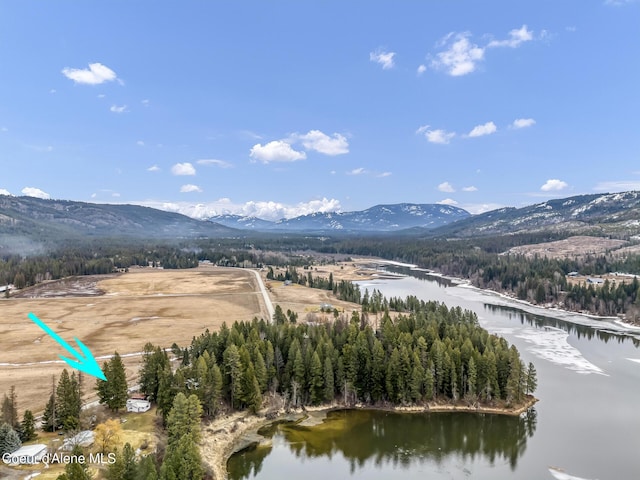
[228,264,640,480]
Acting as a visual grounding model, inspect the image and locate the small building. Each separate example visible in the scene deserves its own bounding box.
[587,277,604,285]
[5,444,48,465]
[567,271,579,277]
[126,399,151,413]
[62,430,95,451]
[283,280,292,286]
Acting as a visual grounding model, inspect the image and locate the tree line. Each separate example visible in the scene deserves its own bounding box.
[139,297,537,426]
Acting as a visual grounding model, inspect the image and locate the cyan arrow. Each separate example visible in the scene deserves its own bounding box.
[28,312,107,381]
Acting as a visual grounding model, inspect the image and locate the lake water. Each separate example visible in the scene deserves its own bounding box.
[228,265,640,480]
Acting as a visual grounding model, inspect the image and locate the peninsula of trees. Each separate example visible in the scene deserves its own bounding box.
[141,297,537,421]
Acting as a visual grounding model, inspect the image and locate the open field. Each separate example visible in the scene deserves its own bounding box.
[264,260,381,321]
[505,235,628,259]
[0,266,270,414]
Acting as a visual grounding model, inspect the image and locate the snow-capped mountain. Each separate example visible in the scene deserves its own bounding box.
[208,203,470,233]
[432,191,640,237]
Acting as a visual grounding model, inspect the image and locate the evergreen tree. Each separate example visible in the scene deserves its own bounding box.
[56,445,92,480]
[525,362,537,395]
[223,345,242,409]
[309,351,324,405]
[137,455,159,480]
[323,356,335,402]
[20,410,37,442]
[467,357,477,400]
[167,393,203,445]
[97,352,128,411]
[140,344,170,402]
[57,370,81,431]
[1,386,18,428]
[162,393,204,480]
[370,340,386,402]
[240,364,262,413]
[106,443,137,480]
[253,349,268,393]
[157,365,176,424]
[160,434,204,480]
[42,393,58,432]
[0,422,21,456]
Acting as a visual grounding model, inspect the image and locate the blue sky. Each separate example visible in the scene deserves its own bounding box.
[1,1,639,220]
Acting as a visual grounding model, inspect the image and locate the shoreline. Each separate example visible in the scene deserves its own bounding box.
[355,257,640,335]
[202,396,537,480]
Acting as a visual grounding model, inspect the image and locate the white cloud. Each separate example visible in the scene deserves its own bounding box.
[370,49,396,69]
[250,141,306,163]
[417,125,455,144]
[49,89,56,94]
[462,186,478,192]
[1,127,7,132]
[541,179,569,191]
[141,99,150,107]
[197,159,233,168]
[512,118,536,129]
[180,184,202,193]
[438,181,455,193]
[147,165,160,172]
[605,0,638,6]
[0,188,11,196]
[417,64,427,75]
[461,202,504,214]
[97,94,106,99]
[487,25,534,48]
[21,187,50,199]
[91,193,97,199]
[171,162,196,176]
[138,197,342,221]
[468,121,497,137]
[293,130,349,156]
[62,62,119,85]
[136,140,145,146]
[432,32,484,76]
[594,180,640,192]
[438,198,458,206]
[377,172,392,178]
[112,192,120,198]
[110,104,128,113]
[347,167,366,176]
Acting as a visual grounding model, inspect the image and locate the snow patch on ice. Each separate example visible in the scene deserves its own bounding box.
[548,467,598,480]
[516,327,606,375]
[626,358,640,365]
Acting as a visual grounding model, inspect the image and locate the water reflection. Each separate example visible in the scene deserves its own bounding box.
[482,304,640,347]
[228,409,537,479]
[384,264,640,347]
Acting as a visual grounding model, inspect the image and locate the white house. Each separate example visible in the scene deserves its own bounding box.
[126,399,151,413]
[5,444,48,465]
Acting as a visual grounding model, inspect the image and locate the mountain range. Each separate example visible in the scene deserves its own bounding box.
[2,191,640,254]
[0,195,236,253]
[429,191,640,238]
[208,203,470,233]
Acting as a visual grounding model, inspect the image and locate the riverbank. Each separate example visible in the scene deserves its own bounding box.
[354,257,640,335]
[201,396,537,479]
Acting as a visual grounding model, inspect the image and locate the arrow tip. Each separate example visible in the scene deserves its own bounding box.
[59,337,107,381]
